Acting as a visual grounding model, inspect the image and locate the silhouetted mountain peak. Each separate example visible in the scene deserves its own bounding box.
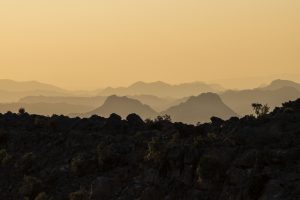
[271,79,293,84]
[84,95,158,119]
[163,93,236,124]
[100,81,224,97]
[187,92,222,104]
[104,95,141,106]
[263,79,300,91]
[0,79,66,92]
[130,81,170,89]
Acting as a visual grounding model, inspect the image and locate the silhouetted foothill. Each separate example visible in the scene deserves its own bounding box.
[104,113,123,129]
[210,116,224,125]
[108,113,122,121]
[126,113,145,127]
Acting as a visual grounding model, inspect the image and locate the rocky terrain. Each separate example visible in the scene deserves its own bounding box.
[0,99,300,200]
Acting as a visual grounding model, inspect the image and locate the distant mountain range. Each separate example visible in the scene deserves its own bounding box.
[99,81,224,98]
[163,93,237,124]
[0,79,300,123]
[0,102,93,116]
[0,79,66,92]
[19,95,181,113]
[80,93,237,124]
[127,95,182,112]
[261,79,300,91]
[19,96,108,108]
[0,79,71,102]
[221,81,300,116]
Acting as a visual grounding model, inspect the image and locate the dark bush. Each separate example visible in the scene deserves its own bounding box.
[18,152,36,173]
[197,154,226,181]
[69,189,89,200]
[0,131,8,145]
[145,137,166,165]
[0,149,12,166]
[19,108,26,115]
[19,176,43,200]
[97,143,120,171]
[70,154,97,176]
[34,192,49,200]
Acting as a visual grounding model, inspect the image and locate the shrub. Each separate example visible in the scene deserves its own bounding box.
[19,152,36,172]
[154,115,172,122]
[248,174,269,199]
[70,154,97,176]
[196,155,225,181]
[19,176,43,199]
[283,107,294,113]
[0,149,8,162]
[70,155,85,176]
[251,103,270,117]
[97,143,121,171]
[145,118,153,125]
[34,192,49,200]
[18,107,26,115]
[0,149,12,165]
[69,188,89,200]
[0,131,8,145]
[145,137,165,164]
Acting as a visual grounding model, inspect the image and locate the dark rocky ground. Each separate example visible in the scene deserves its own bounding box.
[0,99,300,200]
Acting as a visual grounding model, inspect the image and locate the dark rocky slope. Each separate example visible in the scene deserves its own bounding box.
[0,99,299,199]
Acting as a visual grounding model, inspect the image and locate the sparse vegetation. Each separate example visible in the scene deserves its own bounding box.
[34,192,49,200]
[251,103,270,117]
[197,154,226,180]
[154,114,172,122]
[145,137,165,164]
[69,188,89,200]
[18,107,26,115]
[0,131,8,145]
[0,149,12,165]
[19,176,43,200]
[18,152,36,172]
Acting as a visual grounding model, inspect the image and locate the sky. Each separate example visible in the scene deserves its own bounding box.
[0,0,299,90]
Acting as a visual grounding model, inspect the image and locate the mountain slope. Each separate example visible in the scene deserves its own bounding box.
[0,79,66,92]
[163,93,237,124]
[221,86,300,116]
[0,102,93,116]
[83,95,158,119]
[262,79,300,91]
[128,95,181,112]
[0,80,71,102]
[100,81,224,98]
[19,96,107,107]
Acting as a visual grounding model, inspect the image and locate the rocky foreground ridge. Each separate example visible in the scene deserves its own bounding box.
[0,99,300,200]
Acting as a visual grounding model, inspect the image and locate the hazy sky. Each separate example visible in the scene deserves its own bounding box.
[0,0,299,89]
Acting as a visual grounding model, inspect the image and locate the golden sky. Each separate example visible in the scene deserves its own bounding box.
[0,0,299,89]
